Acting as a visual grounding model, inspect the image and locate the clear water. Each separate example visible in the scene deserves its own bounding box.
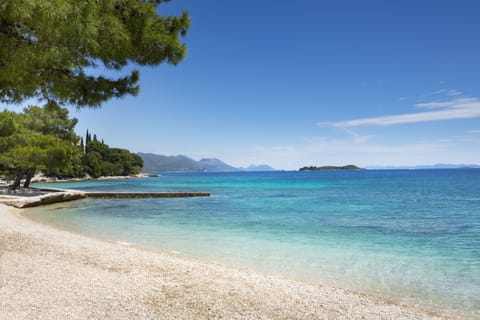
[29,170,480,318]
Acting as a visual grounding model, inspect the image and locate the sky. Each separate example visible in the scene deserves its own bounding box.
[5,0,480,170]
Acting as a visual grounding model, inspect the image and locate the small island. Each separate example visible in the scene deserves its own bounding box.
[299,165,364,171]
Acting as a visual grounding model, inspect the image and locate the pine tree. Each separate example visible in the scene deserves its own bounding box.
[0,0,190,108]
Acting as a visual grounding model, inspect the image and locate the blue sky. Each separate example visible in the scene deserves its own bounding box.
[6,1,480,169]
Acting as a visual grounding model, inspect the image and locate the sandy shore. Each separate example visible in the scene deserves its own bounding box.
[0,204,452,320]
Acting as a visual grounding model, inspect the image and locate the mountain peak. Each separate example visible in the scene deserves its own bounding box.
[198,158,238,171]
[245,164,275,171]
[139,153,275,172]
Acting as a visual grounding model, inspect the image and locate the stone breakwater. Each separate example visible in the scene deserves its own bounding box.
[84,192,210,199]
[0,188,210,208]
[0,188,86,208]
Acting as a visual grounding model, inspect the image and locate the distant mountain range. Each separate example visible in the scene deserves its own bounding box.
[197,158,238,172]
[243,164,276,171]
[367,164,480,170]
[138,153,275,172]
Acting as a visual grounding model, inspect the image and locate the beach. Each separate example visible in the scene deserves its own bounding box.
[0,203,451,320]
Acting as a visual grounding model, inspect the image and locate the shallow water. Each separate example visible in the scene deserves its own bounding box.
[29,170,480,318]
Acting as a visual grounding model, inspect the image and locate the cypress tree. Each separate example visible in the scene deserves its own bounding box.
[80,137,84,153]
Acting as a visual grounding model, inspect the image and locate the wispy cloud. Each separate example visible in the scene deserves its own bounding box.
[447,89,462,96]
[431,89,447,95]
[339,127,374,143]
[415,97,475,109]
[321,97,480,128]
[430,89,462,96]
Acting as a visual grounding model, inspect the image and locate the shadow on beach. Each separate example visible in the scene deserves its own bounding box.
[0,186,54,198]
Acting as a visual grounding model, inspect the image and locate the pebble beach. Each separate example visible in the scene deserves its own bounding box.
[0,203,452,320]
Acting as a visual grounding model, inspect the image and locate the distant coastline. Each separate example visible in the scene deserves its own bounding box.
[366,164,480,170]
[138,152,275,172]
[299,165,364,171]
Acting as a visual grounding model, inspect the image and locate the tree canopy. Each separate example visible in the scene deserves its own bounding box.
[0,105,82,187]
[0,105,143,188]
[0,0,190,108]
[83,131,143,178]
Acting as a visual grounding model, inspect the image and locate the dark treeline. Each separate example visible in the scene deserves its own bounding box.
[81,129,143,179]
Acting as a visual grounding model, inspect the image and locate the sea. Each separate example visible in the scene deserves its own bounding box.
[29,169,480,319]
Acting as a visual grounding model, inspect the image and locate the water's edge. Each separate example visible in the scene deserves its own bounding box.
[29,170,480,319]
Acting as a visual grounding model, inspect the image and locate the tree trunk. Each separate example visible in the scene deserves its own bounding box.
[23,168,36,188]
[11,169,25,190]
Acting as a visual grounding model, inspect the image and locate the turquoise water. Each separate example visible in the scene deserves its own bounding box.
[29,170,480,318]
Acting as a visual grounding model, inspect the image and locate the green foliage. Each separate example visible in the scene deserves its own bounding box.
[86,139,109,155]
[0,126,82,187]
[0,111,19,137]
[84,151,103,178]
[4,135,68,171]
[21,104,79,142]
[0,105,84,187]
[0,105,143,186]
[0,0,189,108]
[83,133,143,178]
